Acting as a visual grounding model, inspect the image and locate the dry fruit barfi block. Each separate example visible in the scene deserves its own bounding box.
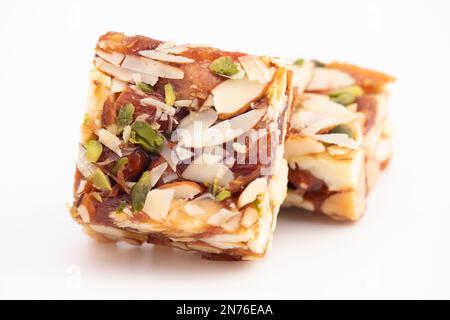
[70,32,293,260]
[283,60,394,220]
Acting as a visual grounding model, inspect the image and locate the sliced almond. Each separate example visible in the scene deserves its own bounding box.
[158,181,203,200]
[303,120,340,137]
[182,162,234,187]
[149,162,168,187]
[307,67,355,91]
[327,145,352,156]
[122,125,132,142]
[202,232,252,243]
[291,104,355,137]
[212,76,270,119]
[159,44,190,54]
[207,208,241,232]
[177,108,218,130]
[290,108,324,131]
[313,133,360,149]
[184,202,207,218]
[247,215,271,254]
[238,55,272,83]
[287,60,314,94]
[141,97,176,116]
[285,135,326,159]
[98,129,122,156]
[77,205,91,223]
[269,158,289,207]
[139,50,194,64]
[111,78,127,93]
[76,145,97,178]
[175,109,218,146]
[200,108,266,147]
[177,108,265,148]
[301,94,358,120]
[95,49,125,66]
[201,240,244,250]
[237,177,267,208]
[156,41,176,51]
[162,172,178,184]
[121,55,184,79]
[159,142,180,172]
[241,207,258,228]
[94,57,158,85]
[89,225,127,239]
[174,145,194,161]
[142,189,174,221]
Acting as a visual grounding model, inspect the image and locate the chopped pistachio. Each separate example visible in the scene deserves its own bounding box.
[85,140,103,163]
[131,171,152,211]
[209,56,241,77]
[112,157,129,175]
[208,177,231,202]
[330,92,355,106]
[136,82,154,94]
[312,60,326,67]
[293,58,305,66]
[117,201,127,213]
[215,190,231,202]
[129,121,164,153]
[117,103,135,130]
[329,124,354,138]
[254,194,264,216]
[90,168,112,191]
[164,83,176,107]
[210,177,220,195]
[329,85,364,106]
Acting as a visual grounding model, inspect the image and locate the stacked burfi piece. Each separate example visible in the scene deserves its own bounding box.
[284,60,394,220]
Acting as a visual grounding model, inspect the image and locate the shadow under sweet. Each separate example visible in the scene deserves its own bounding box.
[76,208,352,276]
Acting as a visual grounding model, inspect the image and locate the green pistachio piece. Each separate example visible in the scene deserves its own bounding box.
[116,201,127,213]
[85,140,103,163]
[130,121,164,153]
[112,157,129,175]
[254,194,264,217]
[131,171,152,211]
[330,92,355,106]
[312,60,326,67]
[209,177,231,202]
[210,177,219,195]
[329,85,364,106]
[293,58,305,66]
[329,124,354,138]
[129,132,153,153]
[164,83,176,107]
[90,168,112,191]
[209,56,240,76]
[136,82,154,94]
[117,103,135,130]
[215,190,231,202]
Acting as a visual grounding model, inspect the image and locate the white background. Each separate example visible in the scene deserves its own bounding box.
[0,0,449,299]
